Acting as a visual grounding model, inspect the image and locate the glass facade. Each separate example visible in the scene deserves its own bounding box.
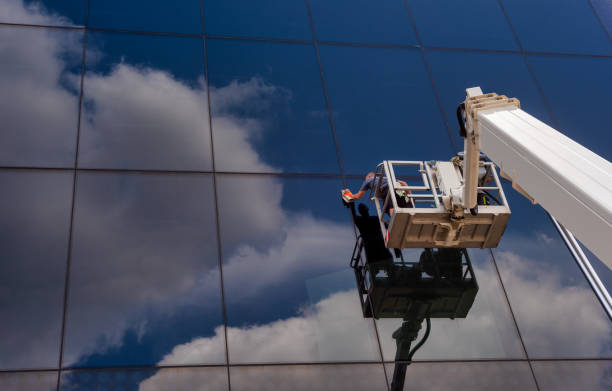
[1,0,611,389]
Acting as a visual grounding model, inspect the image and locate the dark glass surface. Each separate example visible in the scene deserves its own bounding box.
[0,25,82,167]
[376,248,525,360]
[591,0,612,37]
[408,0,518,50]
[88,0,202,34]
[532,360,612,391]
[579,240,612,294]
[500,0,612,55]
[319,45,453,175]
[493,186,612,358]
[60,367,228,390]
[526,55,612,162]
[207,39,338,174]
[203,0,312,40]
[230,364,387,391]
[309,0,417,45]
[425,49,553,149]
[79,32,212,170]
[217,175,381,363]
[384,361,537,390]
[63,172,224,367]
[0,371,57,391]
[0,0,85,26]
[0,170,72,369]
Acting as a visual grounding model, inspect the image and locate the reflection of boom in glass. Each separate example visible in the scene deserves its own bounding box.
[346,201,478,391]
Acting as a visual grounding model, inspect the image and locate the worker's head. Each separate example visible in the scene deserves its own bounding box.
[358,203,369,217]
[365,172,375,180]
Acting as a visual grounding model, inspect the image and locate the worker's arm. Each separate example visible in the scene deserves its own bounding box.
[342,189,366,200]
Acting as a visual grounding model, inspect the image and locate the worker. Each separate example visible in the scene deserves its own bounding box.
[343,172,412,216]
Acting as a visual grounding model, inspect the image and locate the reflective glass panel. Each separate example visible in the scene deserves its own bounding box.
[79,32,212,170]
[0,170,72,369]
[532,360,612,391]
[0,371,57,391]
[408,0,518,50]
[493,187,612,358]
[526,55,612,162]
[88,0,202,34]
[319,45,453,175]
[500,0,612,55]
[207,39,338,174]
[308,0,417,45]
[375,248,525,360]
[64,172,224,367]
[578,240,612,294]
[230,364,387,391]
[384,361,537,390]
[217,175,381,363]
[60,367,229,390]
[425,49,552,150]
[0,25,82,167]
[203,0,312,40]
[591,0,612,37]
[0,0,85,26]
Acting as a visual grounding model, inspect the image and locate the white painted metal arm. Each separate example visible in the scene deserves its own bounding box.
[465,88,612,271]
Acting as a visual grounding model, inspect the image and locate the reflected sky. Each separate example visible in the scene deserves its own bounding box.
[203,0,312,40]
[0,0,86,26]
[500,0,612,55]
[0,170,72,370]
[425,49,553,149]
[494,186,612,358]
[63,172,224,367]
[526,54,612,162]
[207,39,338,174]
[309,0,417,45]
[532,360,612,391]
[408,0,518,50]
[211,175,380,363]
[88,0,202,34]
[319,44,454,175]
[0,25,82,167]
[79,31,212,171]
[384,361,537,391]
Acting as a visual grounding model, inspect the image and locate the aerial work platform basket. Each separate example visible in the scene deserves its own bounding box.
[372,160,510,249]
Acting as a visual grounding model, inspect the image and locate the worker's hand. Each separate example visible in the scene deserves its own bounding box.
[342,189,355,202]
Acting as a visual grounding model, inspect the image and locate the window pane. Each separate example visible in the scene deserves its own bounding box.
[526,55,612,162]
[0,372,57,391]
[375,248,525,360]
[425,49,553,149]
[309,0,417,45]
[207,39,339,174]
[230,364,387,391]
[532,360,612,391]
[60,367,228,390]
[64,172,224,367]
[319,45,453,175]
[493,187,612,358]
[88,0,202,34]
[217,175,381,363]
[384,361,537,390]
[408,0,518,50]
[79,32,212,170]
[0,26,82,167]
[0,0,86,26]
[0,170,72,369]
[591,0,612,37]
[500,0,612,55]
[203,0,312,40]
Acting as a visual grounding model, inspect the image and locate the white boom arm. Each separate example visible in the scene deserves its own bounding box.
[461,87,612,271]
